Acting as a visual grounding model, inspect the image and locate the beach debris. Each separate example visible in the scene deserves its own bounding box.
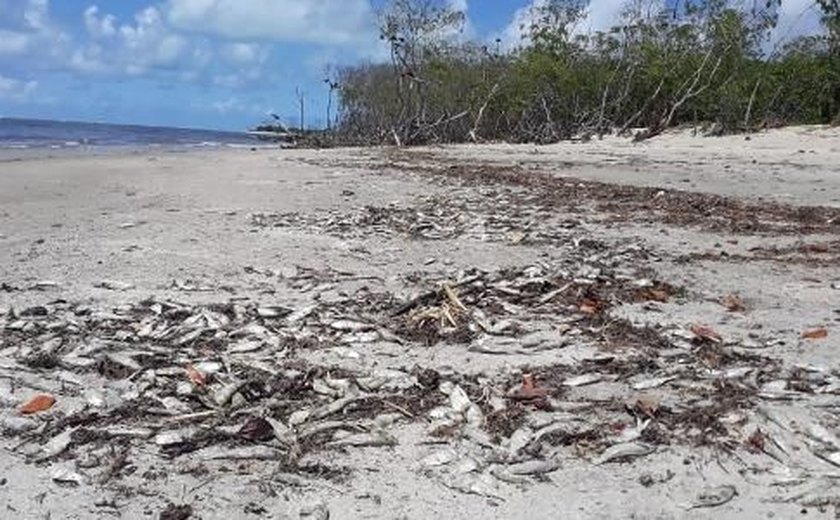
[420,449,459,468]
[185,365,209,386]
[689,485,737,509]
[690,325,723,343]
[19,394,56,415]
[506,459,560,475]
[511,374,548,402]
[0,204,824,514]
[594,443,655,465]
[160,503,194,520]
[563,373,603,387]
[299,501,330,520]
[238,416,275,442]
[720,294,745,312]
[632,376,676,391]
[38,428,77,461]
[50,465,86,486]
[93,280,136,291]
[802,328,828,340]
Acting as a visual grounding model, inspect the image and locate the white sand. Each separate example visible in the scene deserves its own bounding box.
[1,128,839,519]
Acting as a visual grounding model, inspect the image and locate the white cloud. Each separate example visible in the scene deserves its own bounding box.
[23,0,49,30]
[84,6,116,37]
[769,0,824,50]
[497,0,547,50]
[0,0,68,60]
[0,74,38,101]
[501,0,826,52]
[163,0,376,45]
[77,5,211,76]
[205,96,267,115]
[579,0,626,33]
[74,4,277,86]
[0,0,49,30]
[222,42,267,65]
[0,30,32,55]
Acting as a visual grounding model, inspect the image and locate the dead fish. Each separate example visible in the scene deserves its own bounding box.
[93,280,136,291]
[161,397,191,414]
[814,451,840,467]
[193,361,223,375]
[632,376,677,390]
[507,459,559,475]
[449,385,473,414]
[507,427,534,457]
[420,449,459,467]
[707,366,753,380]
[31,280,60,291]
[329,320,374,332]
[594,442,655,465]
[287,305,317,323]
[197,445,281,461]
[440,473,504,500]
[229,340,262,353]
[213,380,248,407]
[327,432,396,448]
[689,485,737,509]
[98,427,154,439]
[154,430,190,446]
[50,465,86,485]
[38,427,78,461]
[563,374,603,387]
[453,457,482,475]
[2,416,38,434]
[299,502,330,520]
[807,424,840,450]
[257,306,291,319]
[105,352,141,371]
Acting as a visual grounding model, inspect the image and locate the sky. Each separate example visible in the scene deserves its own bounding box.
[0,0,826,131]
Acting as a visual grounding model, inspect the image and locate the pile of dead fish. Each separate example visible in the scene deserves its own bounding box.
[0,259,835,501]
[251,184,583,246]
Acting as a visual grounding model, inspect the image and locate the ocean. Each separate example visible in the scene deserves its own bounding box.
[0,117,258,150]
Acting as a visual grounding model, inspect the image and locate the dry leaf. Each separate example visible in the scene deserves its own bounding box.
[512,373,548,401]
[238,416,274,442]
[19,394,56,415]
[746,428,765,453]
[579,298,601,315]
[799,243,830,254]
[630,395,660,418]
[690,324,723,344]
[720,294,745,312]
[802,328,829,340]
[185,365,208,386]
[638,288,669,303]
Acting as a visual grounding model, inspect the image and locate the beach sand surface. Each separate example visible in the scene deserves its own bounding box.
[1,126,839,519]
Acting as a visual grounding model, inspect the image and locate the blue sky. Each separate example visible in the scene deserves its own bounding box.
[0,0,824,131]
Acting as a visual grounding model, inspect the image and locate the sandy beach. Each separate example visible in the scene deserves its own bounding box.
[2,127,840,519]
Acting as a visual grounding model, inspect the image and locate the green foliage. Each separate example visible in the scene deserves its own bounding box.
[334,0,840,144]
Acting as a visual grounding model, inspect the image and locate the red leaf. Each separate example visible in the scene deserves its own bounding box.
[512,373,548,401]
[638,288,669,303]
[690,324,723,343]
[19,394,56,415]
[185,365,208,386]
[720,294,745,312]
[802,328,829,340]
[579,299,601,315]
[746,428,766,453]
[799,243,830,254]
